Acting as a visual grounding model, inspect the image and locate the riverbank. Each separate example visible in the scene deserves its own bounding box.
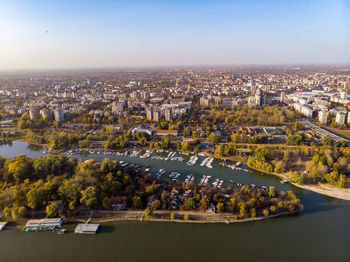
[67,208,303,225]
[0,207,303,232]
[207,152,350,201]
[248,165,350,201]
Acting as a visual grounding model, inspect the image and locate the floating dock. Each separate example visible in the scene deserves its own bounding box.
[75,224,99,234]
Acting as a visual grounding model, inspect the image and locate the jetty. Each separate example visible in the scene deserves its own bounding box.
[75,211,99,234]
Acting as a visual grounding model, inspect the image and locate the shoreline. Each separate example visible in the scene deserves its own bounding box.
[248,164,350,201]
[1,207,303,229]
[65,207,304,225]
[208,153,350,201]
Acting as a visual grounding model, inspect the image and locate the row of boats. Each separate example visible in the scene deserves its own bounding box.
[212,178,224,188]
[199,175,211,186]
[129,150,142,157]
[184,174,195,183]
[150,151,184,162]
[155,168,166,178]
[169,172,181,182]
[229,180,269,191]
[186,155,198,166]
[200,157,214,168]
[140,149,153,159]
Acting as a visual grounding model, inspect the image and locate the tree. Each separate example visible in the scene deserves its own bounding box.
[145,185,155,195]
[80,186,98,209]
[139,137,147,146]
[231,134,238,143]
[262,209,269,216]
[144,207,152,218]
[7,155,34,182]
[132,196,143,209]
[11,206,27,220]
[46,202,59,217]
[151,200,161,210]
[161,136,170,149]
[3,207,12,218]
[238,201,247,217]
[199,197,209,211]
[26,188,45,210]
[215,145,224,156]
[338,175,346,188]
[270,205,277,214]
[207,132,220,144]
[102,197,111,209]
[216,202,224,213]
[268,186,276,198]
[250,208,256,218]
[291,172,304,185]
[184,198,196,210]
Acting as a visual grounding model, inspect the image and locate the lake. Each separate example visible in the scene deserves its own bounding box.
[0,141,349,262]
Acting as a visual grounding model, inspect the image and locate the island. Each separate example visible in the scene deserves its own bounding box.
[0,155,301,225]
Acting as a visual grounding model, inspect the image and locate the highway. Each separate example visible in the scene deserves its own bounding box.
[298,118,350,144]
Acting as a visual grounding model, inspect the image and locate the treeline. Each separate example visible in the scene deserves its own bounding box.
[0,155,140,219]
[196,105,295,127]
[17,113,51,130]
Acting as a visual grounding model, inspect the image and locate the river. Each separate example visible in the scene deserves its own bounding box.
[0,141,349,262]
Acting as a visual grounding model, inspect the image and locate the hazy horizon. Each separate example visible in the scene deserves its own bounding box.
[1,0,349,70]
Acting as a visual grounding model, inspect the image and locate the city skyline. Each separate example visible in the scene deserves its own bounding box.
[0,0,349,70]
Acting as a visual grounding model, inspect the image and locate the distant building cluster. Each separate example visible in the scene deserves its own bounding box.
[288,90,350,126]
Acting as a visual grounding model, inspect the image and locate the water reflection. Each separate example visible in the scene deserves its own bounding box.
[0,139,13,147]
[26,144,43,152]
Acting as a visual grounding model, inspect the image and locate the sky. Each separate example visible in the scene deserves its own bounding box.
[0,0,349,70]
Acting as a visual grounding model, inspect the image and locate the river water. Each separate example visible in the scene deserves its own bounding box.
[0,141,349,262]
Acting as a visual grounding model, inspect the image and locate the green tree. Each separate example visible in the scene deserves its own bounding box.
[132,196,143,209]
[270,205,277,214]
[151,200,161,210]
[250,208,256,218]
[338,175,346,188]
[80,186,98,209]
[262,209,269,216]
[238,201,247,217]
[26,188,45,210]
[184,198,196,210]
[46,202,59,217]
[216,202,224,213]
[199,197,209,211]
[102,197,111,209]
[144,207,152,218]
[268,186,276,198]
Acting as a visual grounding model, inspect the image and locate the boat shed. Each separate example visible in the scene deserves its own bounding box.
[75,223,99,234]
[23,218,62,231]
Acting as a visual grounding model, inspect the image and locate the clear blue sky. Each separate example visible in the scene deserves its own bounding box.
[0,0,349,69]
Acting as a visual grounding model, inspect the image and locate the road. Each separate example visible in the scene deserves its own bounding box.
[298,118,350,144]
